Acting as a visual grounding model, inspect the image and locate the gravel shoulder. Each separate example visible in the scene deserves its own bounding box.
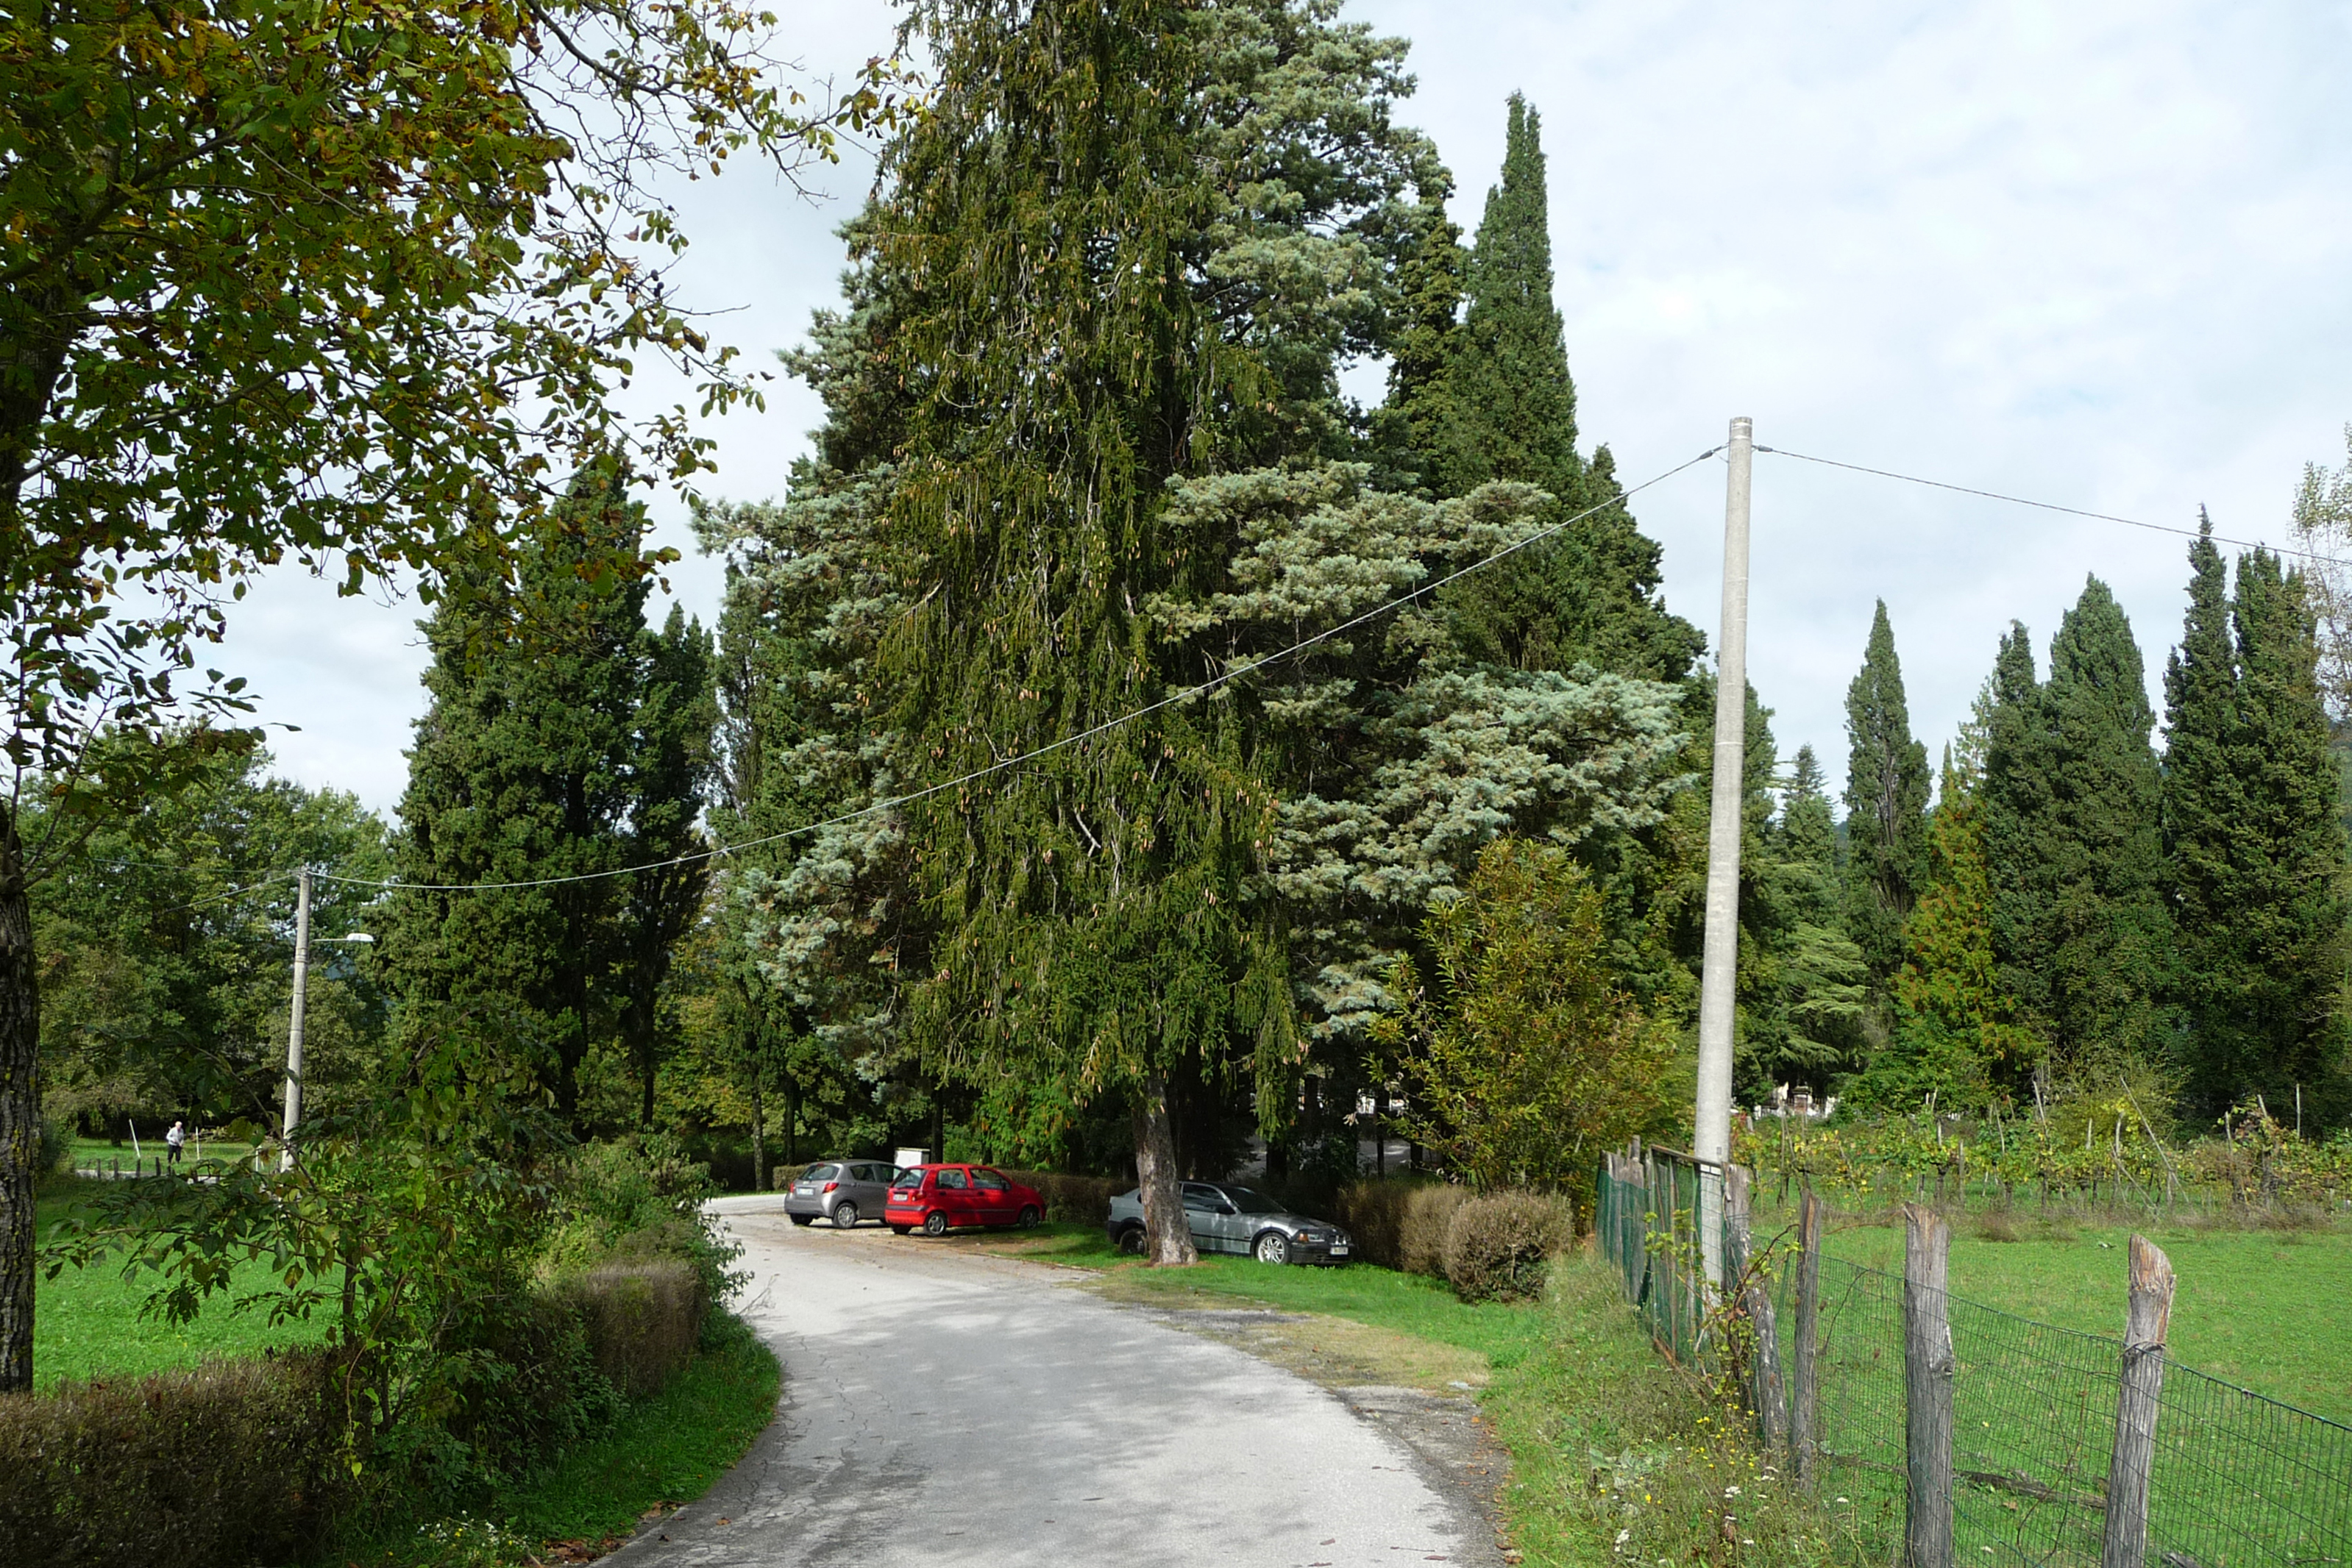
[603,1200,1508,1568]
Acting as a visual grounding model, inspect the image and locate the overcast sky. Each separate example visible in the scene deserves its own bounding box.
[218,0,2352,816]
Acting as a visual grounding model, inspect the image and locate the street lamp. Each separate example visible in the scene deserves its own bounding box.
[280,866,375,1169]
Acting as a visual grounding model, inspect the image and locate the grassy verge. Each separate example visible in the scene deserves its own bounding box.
[1761,1204,2352,1420]
[339,1314,781,1568]
[34,1179,326,1388]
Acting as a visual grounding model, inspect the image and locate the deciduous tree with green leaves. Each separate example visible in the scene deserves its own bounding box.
[1376,836,1680,1205]
[0,0,891,1388]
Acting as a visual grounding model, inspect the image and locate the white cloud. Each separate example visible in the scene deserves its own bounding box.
[216,0,2352,816]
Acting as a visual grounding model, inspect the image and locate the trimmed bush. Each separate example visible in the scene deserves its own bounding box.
[0,1351,344,1567]
[1331,1180,1471,1275]
[557,1260,704,1400]
[1440,1191,1572,1303]
[1000,1169,1123,1227]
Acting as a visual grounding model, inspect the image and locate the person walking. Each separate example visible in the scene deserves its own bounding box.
[166,1119,185,1167]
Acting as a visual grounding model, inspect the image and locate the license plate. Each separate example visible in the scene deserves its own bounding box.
[1331,1244,1349,1256]
[795,1185,813,1194]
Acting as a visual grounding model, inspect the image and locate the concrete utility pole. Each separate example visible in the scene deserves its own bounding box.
[280,868,312,1171]
[280,869,371,1170]
[1694,416,1754,1278]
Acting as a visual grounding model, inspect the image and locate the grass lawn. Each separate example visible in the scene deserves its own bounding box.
[344,1316,782,1568]
[33,1180,327,1389]
[1764,1205,2352,1422]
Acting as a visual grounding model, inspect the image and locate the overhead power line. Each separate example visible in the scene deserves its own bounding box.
[313,444,1729,897]
[1758,445,2348,570]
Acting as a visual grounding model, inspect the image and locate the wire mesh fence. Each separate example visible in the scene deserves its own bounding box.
[1596,1150,2352,1568]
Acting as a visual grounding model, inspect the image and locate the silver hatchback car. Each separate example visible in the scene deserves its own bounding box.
[784,1160,902,1228]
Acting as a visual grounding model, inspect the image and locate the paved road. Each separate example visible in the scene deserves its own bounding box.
[605,1198,1500,1568]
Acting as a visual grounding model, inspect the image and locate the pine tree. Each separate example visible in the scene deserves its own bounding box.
[1987,580,2171,1077]
[1841,601,1931,982]
[2165,527,2348,1120]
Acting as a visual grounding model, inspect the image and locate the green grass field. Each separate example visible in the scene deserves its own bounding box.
[33,1181,327,1389]
[1764,1206,2352,1422]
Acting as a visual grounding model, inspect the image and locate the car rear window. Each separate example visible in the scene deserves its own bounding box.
[803,1163,840,1181]
[891,1169,921,1190]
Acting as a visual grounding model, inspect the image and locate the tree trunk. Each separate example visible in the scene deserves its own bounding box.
[0,810,38,1391]
[1131,1074,1195,1266]
[748,1061,767,1195]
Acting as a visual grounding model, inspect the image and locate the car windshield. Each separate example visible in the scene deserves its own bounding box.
[1220,1187,1283,1216]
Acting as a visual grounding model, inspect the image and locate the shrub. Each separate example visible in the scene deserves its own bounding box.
[1441,1191,1572,1303]
[1332,1180,1472,1275]
[0,1352,344,1567]
[540,1134,741,1311]
[554,1261,705,1400]
[1000,1169,1124,1227]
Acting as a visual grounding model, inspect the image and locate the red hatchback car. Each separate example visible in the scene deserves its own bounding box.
[887,1164,1046,1236]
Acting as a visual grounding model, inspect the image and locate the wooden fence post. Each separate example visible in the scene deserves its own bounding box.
[1904,1202,1955,1568]
[1728,1166,1789,1450]
[2100,1236,2176,1568]
[1791,1186,1822,1486]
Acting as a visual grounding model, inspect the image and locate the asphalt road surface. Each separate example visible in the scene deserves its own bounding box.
[605,1197,1502,1568]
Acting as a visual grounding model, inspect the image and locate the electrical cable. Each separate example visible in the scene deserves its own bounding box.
[1758,445,2350,570]
[313,443,1730,895]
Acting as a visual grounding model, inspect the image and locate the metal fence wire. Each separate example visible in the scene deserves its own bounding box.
[1596,1152,2352,1568]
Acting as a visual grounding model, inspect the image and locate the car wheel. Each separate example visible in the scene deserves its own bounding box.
[789,1214,814,1227]
[1017,1205,1042,1229]
[1117,1224,1147,1256]
[923,1210,950,1237]
[1254,1230,1291,1266]
[833,1200,860,1229]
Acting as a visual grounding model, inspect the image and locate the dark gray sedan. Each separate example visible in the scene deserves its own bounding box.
[784,1160,901,1228]
[1104,1180,1351,1265]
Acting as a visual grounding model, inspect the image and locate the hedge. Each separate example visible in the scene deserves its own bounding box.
[0,1350,345,1567]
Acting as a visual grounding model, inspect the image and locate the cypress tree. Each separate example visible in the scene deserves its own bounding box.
[386,475,645,1125]
[1841,601,1931,983]
[1438,93,1577,500]
[1992,579,2171,1075]
[2166,528,2348,1120]
[1431,96,1698,681]
[388,472,715,1130]
[1983,621,2053,1050]
[1769,744,1867,1085]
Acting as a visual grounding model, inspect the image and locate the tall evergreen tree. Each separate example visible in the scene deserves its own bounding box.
[386,471,713,1130]
[1422,96,1700,682]
[1841,601,1931,983]
[1768,745,1868,1084]
[1986,581,2170,1078]
[2165,525,2348,1120]
[1437,93,1577,502]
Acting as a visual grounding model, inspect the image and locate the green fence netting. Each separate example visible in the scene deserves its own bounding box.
[1596,1154,2352,1568]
